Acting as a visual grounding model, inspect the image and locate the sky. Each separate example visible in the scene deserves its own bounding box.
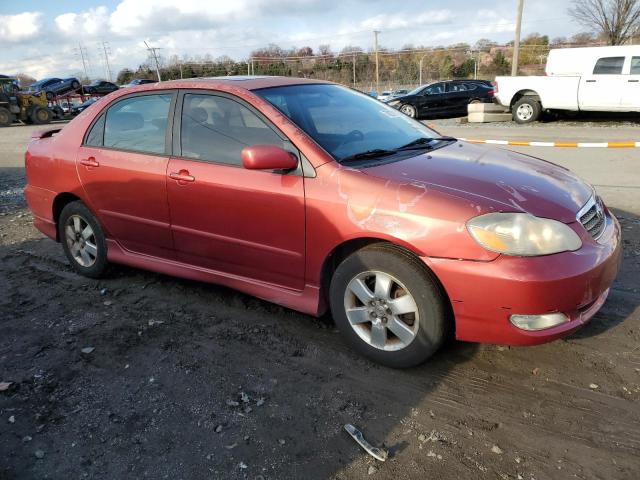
[0,0,583,81]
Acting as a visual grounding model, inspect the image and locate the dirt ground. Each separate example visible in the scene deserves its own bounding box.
[1,120,639,480]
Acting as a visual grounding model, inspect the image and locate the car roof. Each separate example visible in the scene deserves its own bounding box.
[144,76,331,92]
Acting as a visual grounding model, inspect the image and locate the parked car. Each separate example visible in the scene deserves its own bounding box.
[82,80,119,95]
[123,79,157,88]
[28,77,81,100]
[495,45,640,123]
[387,80,495,119]
[24,77,620,368]
[70,98,97,115]
[377,89,409,102]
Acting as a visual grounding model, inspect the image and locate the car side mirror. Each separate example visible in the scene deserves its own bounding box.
[241,145,298,171]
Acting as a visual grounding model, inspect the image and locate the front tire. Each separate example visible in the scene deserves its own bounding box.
[400,104,417,118]
[30,106,52,124]
[512,96,541,124]
[58,201,108,278]
[329,245,449,368]
[0,107,12,127]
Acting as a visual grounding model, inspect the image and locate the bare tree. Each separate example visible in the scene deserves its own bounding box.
[569,0,640,45]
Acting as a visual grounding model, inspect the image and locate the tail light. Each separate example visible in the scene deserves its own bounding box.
[491,81,498,94]
[487,89,496,96]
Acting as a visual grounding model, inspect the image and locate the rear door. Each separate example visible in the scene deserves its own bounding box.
[445,82,472,114]
[76,91,176,259]
[166,91,306,290]
[579,56,626,111]
[622,56,640,110]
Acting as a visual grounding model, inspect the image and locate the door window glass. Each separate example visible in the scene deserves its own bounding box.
[593,57,625,74]
[422,83,444,95]
[103,94,172,154]
[85,114,105,146]
[631,57,640,75]
[180,94,286,165]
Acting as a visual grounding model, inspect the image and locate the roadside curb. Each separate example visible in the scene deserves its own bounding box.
[456,138,640,148]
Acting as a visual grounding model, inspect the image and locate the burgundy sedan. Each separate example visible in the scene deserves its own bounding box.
[24,77,621,367]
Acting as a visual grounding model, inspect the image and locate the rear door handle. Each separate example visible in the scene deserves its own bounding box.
[629,79,639,83]
[585,80,596,83]
[169,170,195,183]
[79,157,99,167]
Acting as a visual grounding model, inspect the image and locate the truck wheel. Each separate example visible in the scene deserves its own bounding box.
[513,96,541,124]
[0,107,12,127]
[30,106,52,125]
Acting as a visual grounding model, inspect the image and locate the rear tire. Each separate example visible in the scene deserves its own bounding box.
[30,106,52,124]
[512,96,541,124]
[72,80,80,90]
[58,201,108,279]
[329,245,449,368]
[0,107,12,127]
[400,104,417,118]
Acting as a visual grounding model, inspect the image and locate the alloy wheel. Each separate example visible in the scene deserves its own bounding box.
[343,270,419,351]
[65,214,98,267]
[400,105,416,118]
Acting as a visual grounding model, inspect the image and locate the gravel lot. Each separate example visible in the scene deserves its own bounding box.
[1,120,639,480]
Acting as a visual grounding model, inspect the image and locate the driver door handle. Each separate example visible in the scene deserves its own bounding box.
[169,170,195,183]
[79,157,99,167]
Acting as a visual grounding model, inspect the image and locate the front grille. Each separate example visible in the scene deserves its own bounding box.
[578,197,605,240]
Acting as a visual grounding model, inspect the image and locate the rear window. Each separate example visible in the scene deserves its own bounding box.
[102,94,172,154]
[631,57,640,75]
[593,57,624,75]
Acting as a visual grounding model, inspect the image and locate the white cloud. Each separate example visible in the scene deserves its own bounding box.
[361,10,453,30]
[55,6,110,37]
[0,12,43,43]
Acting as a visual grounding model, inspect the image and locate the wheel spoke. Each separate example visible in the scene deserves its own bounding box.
[346,307,371,325]
[70,242,80,256]
[73,216,81,233]
[374,273,392,300]
[370,323,387,349]
[81,225,93,240]
[387,318,416,345]
[80,248,91,265]
[65,226,75,242]
[388,294,418,316]
[84,241,97,258]
[349,278,374,305]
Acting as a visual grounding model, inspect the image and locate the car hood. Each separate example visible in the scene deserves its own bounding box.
[364,141,593,223]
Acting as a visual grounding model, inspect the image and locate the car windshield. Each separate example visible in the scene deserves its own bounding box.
[407,85,425,95]
[254,84,441,162]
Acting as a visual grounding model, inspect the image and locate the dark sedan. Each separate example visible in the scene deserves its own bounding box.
[28,77,81,100]
[70,98,97,115]
[387,80,495,119]
[124,79,156,88]
[82,80,119,95]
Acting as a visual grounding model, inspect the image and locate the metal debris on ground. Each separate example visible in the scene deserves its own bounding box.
[344,423,388,462]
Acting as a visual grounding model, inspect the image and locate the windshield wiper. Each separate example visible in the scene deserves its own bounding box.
[396,136,457,151]
[339,149,397,163]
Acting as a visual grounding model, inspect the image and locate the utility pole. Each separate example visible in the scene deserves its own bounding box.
[419,53,428,85]
[511,0,524,76]
[77,43,89,80]
[374,30,380,94]
[352,52,356,87]
[144,41,162,82]
[99,41,112,81]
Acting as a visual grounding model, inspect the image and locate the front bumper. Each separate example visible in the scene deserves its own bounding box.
[425,212,621,345]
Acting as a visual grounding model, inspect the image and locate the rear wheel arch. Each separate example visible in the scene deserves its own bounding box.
[511,89,541,108]
[52,192,82,241]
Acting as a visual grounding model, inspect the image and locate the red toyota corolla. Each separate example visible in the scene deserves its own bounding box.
[24,77,621,367]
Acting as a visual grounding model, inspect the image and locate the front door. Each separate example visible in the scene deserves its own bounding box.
[76,92,176,259]
[579,56,625,111]
[622,56,640,110]
[166,91,306,290]
[417,83,446,117]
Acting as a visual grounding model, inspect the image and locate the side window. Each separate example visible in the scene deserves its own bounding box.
[180,93,286,165]
[423,84,444,95]
[85,114,105,146]
[593,57,625,75]
[103,94,172,154]
[631,57,640,75]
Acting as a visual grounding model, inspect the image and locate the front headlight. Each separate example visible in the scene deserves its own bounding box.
[467,213,582,256]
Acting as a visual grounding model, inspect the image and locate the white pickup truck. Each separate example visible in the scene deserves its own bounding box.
[495,45,640,123]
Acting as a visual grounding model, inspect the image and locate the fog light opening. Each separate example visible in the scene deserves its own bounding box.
[509,312,569,331]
